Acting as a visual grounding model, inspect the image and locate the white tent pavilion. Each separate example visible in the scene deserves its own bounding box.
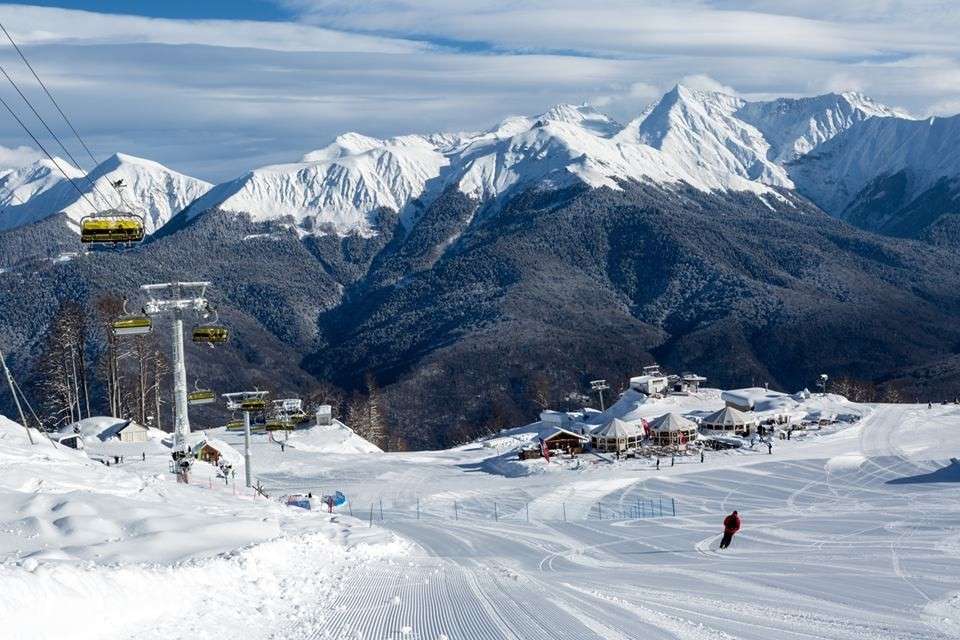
[649,413,699,447]
[700,406,758,435]
[591,417,643,453]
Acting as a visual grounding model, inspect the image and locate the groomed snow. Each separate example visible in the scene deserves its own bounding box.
[7,391,960,639]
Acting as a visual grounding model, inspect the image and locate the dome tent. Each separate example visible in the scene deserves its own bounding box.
[649,413,698,447]
[700,406,758,435]
[591,417,642,453]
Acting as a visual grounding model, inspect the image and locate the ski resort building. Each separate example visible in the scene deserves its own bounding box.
[700,406,758,435]
[116,421,150,443]
[629,374,669,396]
[591,418,643,453]
[649,413,699,447]
[541,427,590,454]
[678,374,707,393]
[316,405,333,426]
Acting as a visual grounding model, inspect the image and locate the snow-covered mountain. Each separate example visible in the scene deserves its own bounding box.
[789,114,960,235]
[182,134,449,237]
[0,153,211,235]
[3,83,955,241]
[736,92,909,164]
[183,85,927,237]
[0,157,83,210]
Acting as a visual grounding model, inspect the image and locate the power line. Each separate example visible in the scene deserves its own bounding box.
[0,65,112,206]
[0,91,98,213]
[0,21,99,167]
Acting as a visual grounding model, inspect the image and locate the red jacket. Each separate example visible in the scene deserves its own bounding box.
[723,513,741,534]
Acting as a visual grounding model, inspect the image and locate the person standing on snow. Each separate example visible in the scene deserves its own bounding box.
[719,510,740,549]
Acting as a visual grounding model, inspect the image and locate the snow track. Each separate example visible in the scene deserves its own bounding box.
[280,404,960,639]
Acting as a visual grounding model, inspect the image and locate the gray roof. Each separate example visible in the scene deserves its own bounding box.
[702,406,757,427]
[592,417,642,439]
[649,413,697,432]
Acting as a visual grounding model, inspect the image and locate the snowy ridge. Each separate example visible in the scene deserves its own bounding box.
[0,157,83,213]
[736,91,908,163]
[790,113,960,215]
[187,86,923,236]
[1,83,946,239]
[0,153,212,235]
[183,134,448,236]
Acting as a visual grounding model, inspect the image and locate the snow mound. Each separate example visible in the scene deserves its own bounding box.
[286,420,383,454]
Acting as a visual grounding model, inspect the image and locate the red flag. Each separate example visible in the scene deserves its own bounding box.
[678,431,686,445]
[641,418,650,437]
[539,437,551,463]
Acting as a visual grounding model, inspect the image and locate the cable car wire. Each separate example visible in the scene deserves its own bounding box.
[0,92,98,212]
[0,21,99,167]
[0,65,112,206]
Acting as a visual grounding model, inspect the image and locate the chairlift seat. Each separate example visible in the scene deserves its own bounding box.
[193,325,229,344]
[112,315,152,336]
[240,398,266,412]
[187,389,216,405]
[80,212,145,244]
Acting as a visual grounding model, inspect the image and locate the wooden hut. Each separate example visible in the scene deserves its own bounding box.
[542,427,589,454]
[649,413,699,447]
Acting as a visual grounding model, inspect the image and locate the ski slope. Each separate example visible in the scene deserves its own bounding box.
[5,398,960,639]
[251,401,960,640]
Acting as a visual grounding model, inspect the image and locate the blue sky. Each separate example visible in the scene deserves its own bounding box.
[0,1,957,182]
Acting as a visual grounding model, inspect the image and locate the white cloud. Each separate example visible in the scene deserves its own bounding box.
[0,144,43,168]
[0,2,954,181]
[0,5,426,53]
[678,75,738,95]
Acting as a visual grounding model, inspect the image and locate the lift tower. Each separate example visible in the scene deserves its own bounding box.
[141,282,212,454]
[223,391,268,488]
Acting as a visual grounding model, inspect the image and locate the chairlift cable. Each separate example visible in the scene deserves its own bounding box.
[0,65,112,205]
[0,21,100,167]
[0,91,98,213]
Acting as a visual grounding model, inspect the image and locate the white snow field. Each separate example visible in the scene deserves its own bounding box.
[4,393,960,639]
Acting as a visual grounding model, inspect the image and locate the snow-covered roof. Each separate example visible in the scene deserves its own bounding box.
[630,374,668,384]
[722,388,795,412]
[592,418,642,439]
[542,426,590,442]
[702,406,758,427]
[649,413,697,432]
[61,417,144,442]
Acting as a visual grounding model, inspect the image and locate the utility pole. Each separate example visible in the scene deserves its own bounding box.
[1,348,34,444]
[590,379,610,411]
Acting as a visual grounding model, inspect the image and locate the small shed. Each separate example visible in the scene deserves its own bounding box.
[117,421,149,443]
[591,418,643,453]
[649,413,699,447]
[52,432,84,450]
[629,375,669,396]
[315,405,333,426]
[681,374,707,393]
[193,437,243,470]
[700,406,757,435]
[541,427,589,454]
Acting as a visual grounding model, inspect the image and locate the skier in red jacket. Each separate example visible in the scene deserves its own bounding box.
[720,510,740,549]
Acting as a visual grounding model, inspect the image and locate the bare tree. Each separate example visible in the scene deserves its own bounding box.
[36,301,92,428]
[95,295,124,417]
